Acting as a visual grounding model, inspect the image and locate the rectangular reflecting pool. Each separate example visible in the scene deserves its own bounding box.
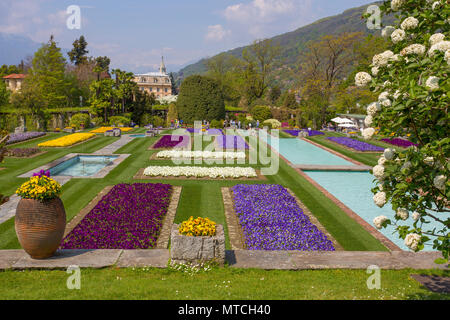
[263,136,353,166]
[304,170,445,251]
[49,155,119,177]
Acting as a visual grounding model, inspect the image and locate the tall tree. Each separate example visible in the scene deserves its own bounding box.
[68,35,89,66]
[112,69,137,113]
[169,72,178,95]
[241,39,280,102]
[298,32,363,126]
[0,80,10,107]
[89,78,116,122]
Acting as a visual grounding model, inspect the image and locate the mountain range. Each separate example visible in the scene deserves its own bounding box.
[0,33,41,66]
[175,2,393,89]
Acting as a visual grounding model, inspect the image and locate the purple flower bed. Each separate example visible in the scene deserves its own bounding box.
[153,135,190,149]
[283,129,324,137]
[6,132,46,145]
[186,128,200,134]
[381,138,418,148]
[231,184,335,251]
[6,148,41,158]
[327,137,384,152]
[207,129,223,135]
[61,183,172,249]
[216,135,249,150]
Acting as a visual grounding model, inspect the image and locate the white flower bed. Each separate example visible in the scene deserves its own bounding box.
[155,150,246,160]
[143,166,257,179]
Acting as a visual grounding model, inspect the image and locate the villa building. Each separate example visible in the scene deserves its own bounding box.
[2,74,27,92]
[133,57,172,98]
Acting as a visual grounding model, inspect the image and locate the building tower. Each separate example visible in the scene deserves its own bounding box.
[159,56,167,74]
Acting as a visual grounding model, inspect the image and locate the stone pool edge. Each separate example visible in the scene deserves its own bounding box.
[17,153,131,179]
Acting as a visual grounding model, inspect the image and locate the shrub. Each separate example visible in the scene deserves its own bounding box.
[263,119,281,129]
[251,106,272,122]
[152,116,165,128]
[166,103,178,127]
[140,114,153,126]
[210,119,222,129]
[109,116,130,126]
[177,75,225,123]
[91,117,104,126]
[70,113,90,130]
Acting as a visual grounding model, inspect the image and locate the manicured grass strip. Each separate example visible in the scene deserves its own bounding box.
[175,183,231,249]
[0,268,448,300]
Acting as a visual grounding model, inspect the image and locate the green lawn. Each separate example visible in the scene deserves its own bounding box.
[0,267,447,300]
[0,130,446,300]
[0,130,387,251]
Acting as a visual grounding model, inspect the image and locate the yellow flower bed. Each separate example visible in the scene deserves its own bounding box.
[179,216,216,237]
[38,133,95,147]
[90,127,134,133]
[16,175,61,201]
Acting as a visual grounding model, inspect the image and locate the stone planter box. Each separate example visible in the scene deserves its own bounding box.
[170,224,225,265]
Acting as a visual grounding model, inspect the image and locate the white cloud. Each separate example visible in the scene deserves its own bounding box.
[205,25,231,41]
[223,0,314,38]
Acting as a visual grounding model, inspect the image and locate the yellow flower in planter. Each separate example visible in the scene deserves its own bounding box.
[179,216,216,237]
[16,175,61,201]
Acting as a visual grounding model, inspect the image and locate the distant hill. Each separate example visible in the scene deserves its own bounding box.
[0,33,41,65]
[175,2,393,89]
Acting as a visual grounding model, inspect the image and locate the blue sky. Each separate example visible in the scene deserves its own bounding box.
[0,0,375,72]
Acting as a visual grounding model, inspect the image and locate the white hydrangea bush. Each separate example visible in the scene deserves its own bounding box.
[360,0,449,259]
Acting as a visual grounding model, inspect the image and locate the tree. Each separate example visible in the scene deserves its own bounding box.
[166,103,178,126]
[283,92,298,109]
[206,53,241,107]
[250,105,272,122]
[130,88,155,125]
[357,0,449,260]
[89,78,116,122]
[28,36,67,109]
[177,75,225,123]
[298,32,364,126]
[241,39,280,104]
[0,80,10,107]
[68,35,89,66]
[94,56,110,81]
[169,72,178,95]
[269,86,281,104]
[112,69,137,114]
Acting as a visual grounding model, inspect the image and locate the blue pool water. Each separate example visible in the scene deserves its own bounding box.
[130,134,146,138]
[263,136,353,166]
[49,155,119,177]
[304,170,445,251]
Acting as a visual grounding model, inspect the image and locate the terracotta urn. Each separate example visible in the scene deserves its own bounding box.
[15,197,66,259]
